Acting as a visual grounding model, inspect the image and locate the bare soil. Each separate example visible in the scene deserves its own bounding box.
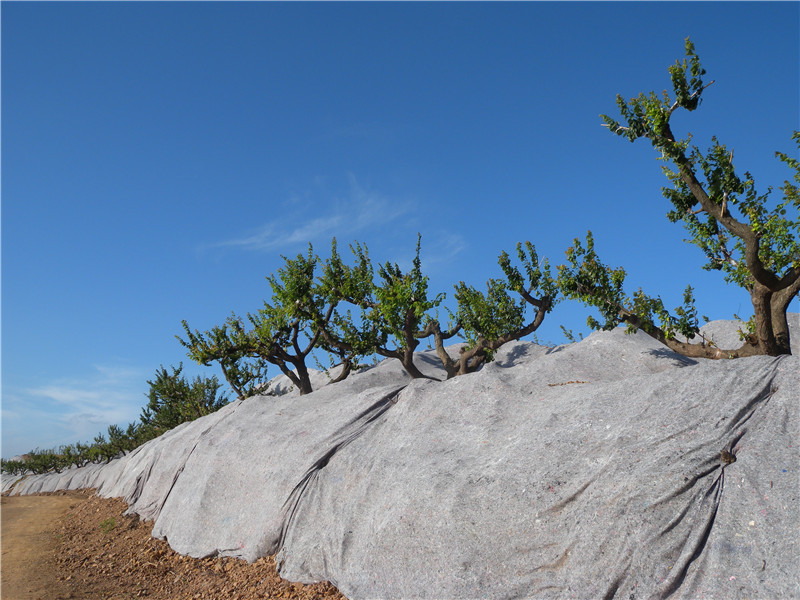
[1,490,345,600]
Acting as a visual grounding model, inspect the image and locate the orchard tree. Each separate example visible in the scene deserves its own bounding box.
[73,442,92,468]
[140,364,228,434]
[317,238,389,374]
[323,236,557,379]
[365,235,460,379]
[179,314,269,400]
[181,243,358,396]
[561,38,799,358]
[321,235,461,380]
[105,424,140,457]
[445,241,558,376]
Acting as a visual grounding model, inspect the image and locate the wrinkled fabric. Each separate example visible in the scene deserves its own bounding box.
[5,316,799,599]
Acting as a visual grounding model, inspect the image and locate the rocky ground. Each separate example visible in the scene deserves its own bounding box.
[2,490,345,600]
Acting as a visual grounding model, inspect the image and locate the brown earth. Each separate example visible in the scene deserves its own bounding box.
[1,490,345,600]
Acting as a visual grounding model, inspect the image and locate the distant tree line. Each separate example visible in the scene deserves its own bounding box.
[1,365,227,477]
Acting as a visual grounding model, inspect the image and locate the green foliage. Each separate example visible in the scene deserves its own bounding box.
[73,442,92,467]
[180,242,358,396]
[586,37,799,357]
[456,278,524,355]
[1,238,558,472]
[179,314,269,401]
[321,235,454,379]
[559,326,583,343]
[558,231,705,341]
[89,433,116,464]
[601,38,707,150]
[318,239,383,365]
[659,135,800,291]
[11,447,66,475]
[140,364,228,435]
[180,234,560,383]
[557,232,627,331]
[601,38,799,289]
[601,38,798,291]
[456,242,557,362]
[105,424,141,458]
[57,444,81,470]
[100,518,117,534]
[373,235,444,345]
[1,458,27,476]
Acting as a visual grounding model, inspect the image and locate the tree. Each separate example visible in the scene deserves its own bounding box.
[363,235,460,380]
[561,38,799,358]
[179,314,270,400]
[324,236,558,379]
[180,244,356,396]
[106,424,140,457]
[445,241,559,376]
[317,238,389,375]
[320,235,462,380]
[140,364,228,434]
[73,442,92,468]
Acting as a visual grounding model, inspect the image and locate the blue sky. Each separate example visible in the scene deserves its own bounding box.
[2,2,798,458]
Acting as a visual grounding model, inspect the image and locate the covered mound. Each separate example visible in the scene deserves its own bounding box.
[8,316,800,599]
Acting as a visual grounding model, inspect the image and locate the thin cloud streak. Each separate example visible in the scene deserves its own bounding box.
[213,175,412,252]
[424,233,468,268]
[3,364,147,454]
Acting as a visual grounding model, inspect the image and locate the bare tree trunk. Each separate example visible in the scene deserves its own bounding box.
[770,308,792,356]
[401,351,436,380]
[772,278,800,355]
[293,360,314,395]
[750,285,781,356]
[328,360,352,384]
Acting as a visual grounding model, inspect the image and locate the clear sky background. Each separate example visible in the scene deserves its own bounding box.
[2,2,798,458]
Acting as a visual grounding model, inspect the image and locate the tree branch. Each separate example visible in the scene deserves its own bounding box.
[667,80,715,115]
[662,122,782,290]
[617,302,759,358]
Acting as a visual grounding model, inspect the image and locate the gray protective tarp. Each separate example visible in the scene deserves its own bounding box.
[4,316,799,599]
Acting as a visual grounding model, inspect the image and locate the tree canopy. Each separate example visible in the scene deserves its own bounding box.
[560,38,799,358]
[180,236,559,393]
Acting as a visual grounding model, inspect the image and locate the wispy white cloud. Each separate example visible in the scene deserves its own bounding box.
[424,233,468,268]
[2,364,147,456]
[212,174,412,252]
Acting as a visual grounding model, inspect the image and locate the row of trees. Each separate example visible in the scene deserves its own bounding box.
[178,235,559,396]
[181,39,798,397]
[3,39,797,475]
[1,365,228,477]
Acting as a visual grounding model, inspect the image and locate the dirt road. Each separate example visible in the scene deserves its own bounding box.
[1,490,344,600]
[1,493,86,600]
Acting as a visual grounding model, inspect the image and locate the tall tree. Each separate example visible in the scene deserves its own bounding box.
[561,38,799,358]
